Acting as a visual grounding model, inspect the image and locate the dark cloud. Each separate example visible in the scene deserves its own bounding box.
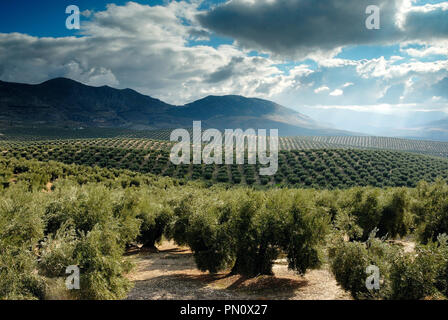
[0,2,295,105]
[198,0,447,59]
[404,7,448,41]
[205,57,244,83]
[0,1,446,111]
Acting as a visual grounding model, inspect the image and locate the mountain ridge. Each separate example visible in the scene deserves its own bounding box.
[0,77,352,136]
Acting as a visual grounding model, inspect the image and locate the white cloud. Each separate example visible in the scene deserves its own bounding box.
[0,1,309,105]
[403,46,448,57]
[0,0,447,116]
[356,57,448,79]
[314,86,330,93]
[306,103,420,114]
[330,89,344,96]
[313,57,359,68]
[406,2,448,14]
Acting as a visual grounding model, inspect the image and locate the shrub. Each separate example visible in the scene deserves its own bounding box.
[377,188,412,239]
[276,191,330,275]
[182,189,330,278]
[43,182,141,245]
[136,192,174,249]
[329,234,398,299]
[0,184,45,247]
[412,180,448,243]
[339,188,412,241]
[228,191,278,276]
[185,197,236,273]
[0,185,46,299]
[39,225,78,278]
[329,240,371,299]
[0,246,46,300]
[342,188,384,240]
[169,193,198,246]
[390,235,448,300]
[72,225,133,300]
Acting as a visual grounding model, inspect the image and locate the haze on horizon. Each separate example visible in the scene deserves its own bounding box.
[0,0,447,137]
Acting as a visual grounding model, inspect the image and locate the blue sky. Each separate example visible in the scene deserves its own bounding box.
[0,0,225,36]
[0,0,447,135]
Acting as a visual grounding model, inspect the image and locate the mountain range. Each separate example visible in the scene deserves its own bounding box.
[0,78,352,137]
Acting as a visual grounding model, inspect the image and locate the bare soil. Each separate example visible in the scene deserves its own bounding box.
[126,241,351,300]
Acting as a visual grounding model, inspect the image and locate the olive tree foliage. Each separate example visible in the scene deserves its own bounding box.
[328,232,399,300]
[183,193,236,274]
[329,231,448,300]
[39,224,78,278]
[389,236,448,300]
[228,191,275,277]
[314,189,342,221]
[0,180,145,300]
[169,190,203,246]
[337,187,412,241]
[43,181,140,241]
[135,188,174,249]
[71,224,134,300]
[4,154,448,300]
[0,184,47,299]
[174,189,331,278]
[276,190,330,275]
[39,182,144,299]
[377,188,412,239]
[411,180,448,243]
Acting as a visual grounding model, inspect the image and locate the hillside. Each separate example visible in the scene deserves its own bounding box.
[2,138,447,189]
[0,78,173,128]
[3,127,448,159]
[0,78,350,136]
[280,136,448,158]
[171,95,349,136]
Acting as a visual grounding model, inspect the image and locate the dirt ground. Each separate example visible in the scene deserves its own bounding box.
[126,241,351,300]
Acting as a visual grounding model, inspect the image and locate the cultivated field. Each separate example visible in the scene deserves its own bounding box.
[1,138,448,189]
[2,128,448,158]
[2,133,448,301]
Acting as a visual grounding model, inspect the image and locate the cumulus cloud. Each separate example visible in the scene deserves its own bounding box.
[403,45,448,57]
[0,1,312,104]
[0,0,447,117]
[330,89,344,96]
[356,56,448,80]
[314,86,330,94]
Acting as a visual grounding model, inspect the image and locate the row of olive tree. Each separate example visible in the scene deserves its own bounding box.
[0,181,143,300]
[167,189,330,277]
[3,155,448,300]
